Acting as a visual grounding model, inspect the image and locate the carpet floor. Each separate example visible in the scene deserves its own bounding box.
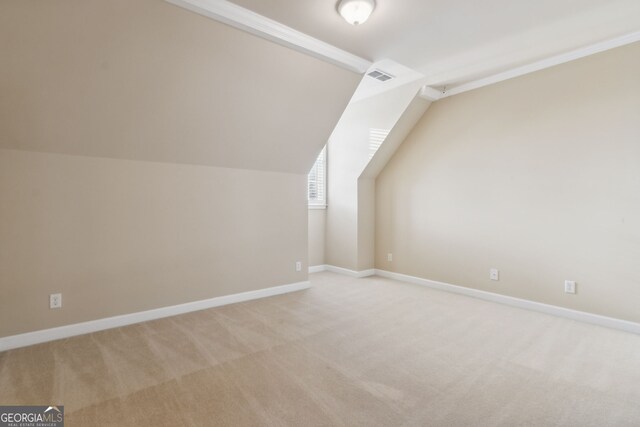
[1,271,640,426]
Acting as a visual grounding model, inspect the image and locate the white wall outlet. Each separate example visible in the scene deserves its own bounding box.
[490,268,499,281]
[387,253,393,262]
[50,293,62,309]
[565,280,576,294]
[295,261,302,272]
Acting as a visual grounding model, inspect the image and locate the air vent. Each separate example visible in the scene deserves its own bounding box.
[367,69,394,82]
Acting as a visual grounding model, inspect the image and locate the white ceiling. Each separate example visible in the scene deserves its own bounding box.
[228,0,640,86]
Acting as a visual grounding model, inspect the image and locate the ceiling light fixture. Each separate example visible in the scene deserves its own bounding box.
[337,0,376,26]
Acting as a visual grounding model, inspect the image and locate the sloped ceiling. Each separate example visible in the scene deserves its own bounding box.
[229,0,640,86]
[0,0,360,174]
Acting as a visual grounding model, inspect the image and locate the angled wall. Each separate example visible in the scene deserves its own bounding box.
[0,0,359,337]
[325,81,428,271]
[0,0,358,173]
[376,42,640,323]
[357,96,432,270]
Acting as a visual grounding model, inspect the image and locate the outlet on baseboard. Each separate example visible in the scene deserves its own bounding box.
[564,280,576,294]
[490,268,499,281]
[295,261,302,272]
[50,293,62,309]
[387,253,393,262]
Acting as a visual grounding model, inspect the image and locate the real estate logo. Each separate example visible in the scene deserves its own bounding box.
[0,406,64,427]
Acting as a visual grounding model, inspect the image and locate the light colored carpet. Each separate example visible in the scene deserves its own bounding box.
[1,271,640,426]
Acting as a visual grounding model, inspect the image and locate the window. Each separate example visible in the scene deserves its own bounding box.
[369,128,390,159]
[308,146,326,208]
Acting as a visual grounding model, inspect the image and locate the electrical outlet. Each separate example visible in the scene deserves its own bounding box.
[387,253,393,262]
[50,293,62,309]
[295,261,302,272]
[564,280,576,294]
[490,268,499,281]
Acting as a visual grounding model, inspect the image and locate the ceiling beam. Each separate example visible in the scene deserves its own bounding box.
[422,31,640,100]
[167,1,638,102]
[165,0,372,74]
[419,86,444,102]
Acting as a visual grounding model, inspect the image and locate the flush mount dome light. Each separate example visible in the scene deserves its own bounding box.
[337,0,376,25]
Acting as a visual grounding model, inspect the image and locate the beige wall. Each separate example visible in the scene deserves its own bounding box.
[308,209,326,267]
[326,82,423,271]
[357,179,375,270]
[376,42,640,323]
[0,0,360,338]
[0,149,307,337]
[0,0,359,173]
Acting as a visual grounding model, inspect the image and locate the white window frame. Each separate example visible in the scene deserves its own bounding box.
[308,146,327,209]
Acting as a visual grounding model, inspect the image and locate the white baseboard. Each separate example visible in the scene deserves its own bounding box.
[375,269,640,335]
[309,265,327,273]
[326,265,375,278]
[0,281,310,352]
[309,264,375,278]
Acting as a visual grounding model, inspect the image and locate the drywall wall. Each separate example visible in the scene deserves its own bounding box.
[376,42,640,323]
[308,209,326,267]
[0,0,360,338]
[357,179,376,270]
[0,149,307,337]
[357,96,432,271]
[326,82,424,271]
[0,0,359,173]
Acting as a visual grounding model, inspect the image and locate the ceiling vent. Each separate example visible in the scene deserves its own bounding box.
[367,69,394,82]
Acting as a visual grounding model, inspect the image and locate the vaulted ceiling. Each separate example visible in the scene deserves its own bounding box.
[3,0,638,173]
[0,0,360,173]
[229,0,640,86]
